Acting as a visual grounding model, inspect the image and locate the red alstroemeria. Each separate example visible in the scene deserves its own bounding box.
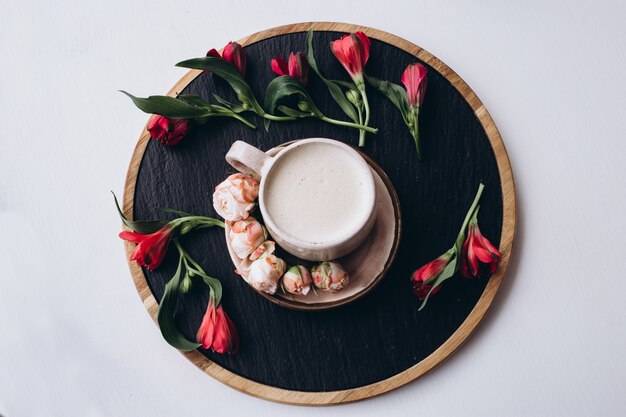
[119,224,174,270]
[399,63,428,159]
[222,41,246,75]
[196,297,239,354]
[206,48,221,58]
[205,41,246,75]
[413,280,442,300]
[460,220,501,278]
[401,63,428,108]
[271,52,309,85]
[411,252,452,300]
[330,31,371,85]
[147,115,190,146]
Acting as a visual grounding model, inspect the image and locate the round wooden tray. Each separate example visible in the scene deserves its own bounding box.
[122,22,516,405]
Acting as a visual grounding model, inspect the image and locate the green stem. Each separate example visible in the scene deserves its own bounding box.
[362,90,371,127]
[261,113,297,122]
[174,240,205,274]
[358,129,366,147]
[358,87,371,147]
[172,216,225,228]
[230,112,256,129]
[319,116,378,133]
[356,100,365,147]
[413,112,422,160]
[454,183,485,251]
[173,239,187,258]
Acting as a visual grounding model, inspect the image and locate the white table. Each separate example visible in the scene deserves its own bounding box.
[1,1,625,416]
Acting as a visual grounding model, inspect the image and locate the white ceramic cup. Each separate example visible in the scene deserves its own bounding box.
[225,138,377,261]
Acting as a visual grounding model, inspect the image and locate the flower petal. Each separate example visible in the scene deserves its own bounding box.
[354,31,370,66]
[271,56,288,76]
[119,230,144,244]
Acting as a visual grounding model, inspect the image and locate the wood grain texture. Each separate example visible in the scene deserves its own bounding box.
[122,22,516,405]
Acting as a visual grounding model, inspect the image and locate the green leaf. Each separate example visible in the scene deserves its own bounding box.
[120,91,211,119]
[212,94,247,113]
[176,57,264,114]
[306,30,359,122]
[157,254,201,351]
[331,79,358,90]
[418,256,458,311]
[112,191,166,234]
[264,76,320,117]
[197,272,223,306]
[156,208,194,217]
[276,105,310,118]
[365,74,410,125]
[169,216,225,237]
[176,94,212,108]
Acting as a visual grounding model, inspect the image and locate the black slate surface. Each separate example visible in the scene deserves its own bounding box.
[132,31,502,392]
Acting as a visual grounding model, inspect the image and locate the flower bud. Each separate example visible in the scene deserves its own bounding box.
[249,240,275,261]
[460,221,501,279]
[196,297,239,354]
[401,63,428,108]
[235,240,276,276]
[179,223,195,235]
[330,32,370,86]
[271,52,309,85]
[411,253,452,300]
[240,100,251,110]
[346,89,361,107]
[212,173,260,221]
[228,217,267,259]
[222,41,247,75]
[180,274,192,293]
[282,265,312,295]
[147,115,190,146]
[311,261,349,291]
[247,254,286,294]
[297,100,311,112]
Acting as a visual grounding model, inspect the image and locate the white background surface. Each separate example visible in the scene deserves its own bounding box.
[1,1,625,416]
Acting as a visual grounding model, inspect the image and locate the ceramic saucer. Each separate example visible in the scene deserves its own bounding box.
[224,141,401,311]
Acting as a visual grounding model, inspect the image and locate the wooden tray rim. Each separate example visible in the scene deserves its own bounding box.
[122,21,517,406]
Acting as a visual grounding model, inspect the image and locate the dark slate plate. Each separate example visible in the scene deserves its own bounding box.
[124,24,515,403]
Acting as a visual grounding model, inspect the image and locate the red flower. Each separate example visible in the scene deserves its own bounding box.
[460,223,501,278]
[412,280,442,300]
[206,48,221,58]
[205,42,246,75]
[411,253,451,300]
[196,297,239,354]
[330,31,371,84]
[271,52,309,85]
[401,63,428,107]
[147,115,190,146]
[119,225,173,270]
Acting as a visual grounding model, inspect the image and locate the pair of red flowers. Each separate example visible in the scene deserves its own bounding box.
[411,184,501,303]
[412,222,501,299]
[270,31,371,88]
[120,222,238,354]
[327,31,427,106]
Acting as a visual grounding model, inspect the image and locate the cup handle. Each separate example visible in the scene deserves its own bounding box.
[225,140,272,177]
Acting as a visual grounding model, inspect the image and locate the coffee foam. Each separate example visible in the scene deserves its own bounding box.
[263,141,373,245]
